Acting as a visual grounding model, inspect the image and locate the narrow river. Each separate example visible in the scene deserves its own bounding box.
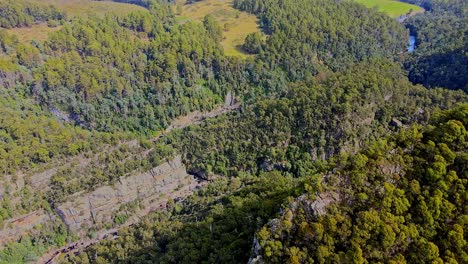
[408,35,416,52]
[394,1,425,53]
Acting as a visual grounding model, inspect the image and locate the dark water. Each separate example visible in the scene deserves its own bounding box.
[408,35,416,52]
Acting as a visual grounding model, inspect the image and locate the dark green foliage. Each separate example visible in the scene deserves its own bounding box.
[243,32,262,54]
[0,88,114,175]
[0,30,29,88]
[403,0,467,91]
[171,59,467,178]
[256,105,468,263]
[203,14,223,42]
[34,11,226,132]
[0,0,466,262]
[65,172,304,264]
[0,236,46,263]
[0,221,69,263]
[234,0,407,79]
[65,105,468,264]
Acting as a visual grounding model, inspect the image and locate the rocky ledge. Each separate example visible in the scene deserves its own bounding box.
[55,155,197,235]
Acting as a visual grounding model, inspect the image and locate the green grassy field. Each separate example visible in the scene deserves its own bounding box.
[175,0,260,57]
[354,0,423,18]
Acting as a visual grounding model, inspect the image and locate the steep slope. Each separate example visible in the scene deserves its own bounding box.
[403,0,467,91]
[172,60,467,178]
[58,80,466,263]
[252,105,468,263]
[0,0,466,263]
[0,104,236,263]
[234,0,408,79]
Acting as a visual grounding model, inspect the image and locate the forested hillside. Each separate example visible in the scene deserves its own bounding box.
[254,104,468,263]
[1,0,414,134]
[35,12,227,132]
[0,0,64,28]
[0,0,466,263]
[403,0,467,91]
[234,0,407,79]
[63,104,468,264]
[170,60,465,178]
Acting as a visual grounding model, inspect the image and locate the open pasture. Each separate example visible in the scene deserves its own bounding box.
[354,0,423,18]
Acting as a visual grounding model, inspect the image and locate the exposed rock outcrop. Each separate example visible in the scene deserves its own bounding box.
[248,236,264,264]
[29,167,58,190]
[225,91,236,107]
[390,117,403,128]
[247,191,339,263]
[55,155,196,235]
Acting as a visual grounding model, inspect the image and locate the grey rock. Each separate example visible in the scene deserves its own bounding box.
[390,118,403,128]
[56,156,193,235]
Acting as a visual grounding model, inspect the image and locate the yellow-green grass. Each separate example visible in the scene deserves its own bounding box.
[175,0,259,57]
[5,1,147,43]
[8,23,62,43]
[354,0,423,18]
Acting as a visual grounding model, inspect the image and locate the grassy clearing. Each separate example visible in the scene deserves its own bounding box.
[354,0,422,18]
[5,1,147,43]
[7,24,62,43]
[175,0,259,57]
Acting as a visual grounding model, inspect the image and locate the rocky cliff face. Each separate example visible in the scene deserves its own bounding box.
[1,156,198,245]
[55,155,196,235]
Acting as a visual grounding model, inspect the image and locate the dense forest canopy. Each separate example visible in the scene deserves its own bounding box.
[0,0,65,29]
[0,0,466,263]
[170,60,466,178]
[0,0,418,134]
[234,0,407,79]
[0,88,112,175]
[35,13,227,132]
[403,0,467,91]
[63,104,468,264]
[255,104,468,263]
